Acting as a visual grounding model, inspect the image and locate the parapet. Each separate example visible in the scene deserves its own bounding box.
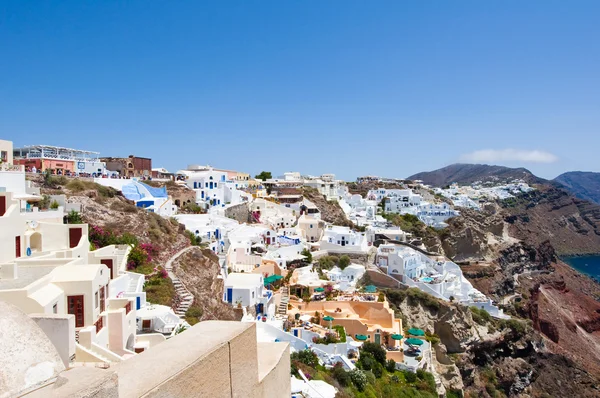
[26,321,290,398]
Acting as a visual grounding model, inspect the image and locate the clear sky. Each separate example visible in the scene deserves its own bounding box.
[1,1,599,180]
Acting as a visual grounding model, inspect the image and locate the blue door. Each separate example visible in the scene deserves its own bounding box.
[209,182,213,189]
[136,296,141,310]
[226,288,233,303]
[215,229,219,239]
[293,329,298,337]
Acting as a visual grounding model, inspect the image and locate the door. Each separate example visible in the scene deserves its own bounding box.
[136,296,141,310]
[69,228,82,248]
[142,319,151,330]
[100,259,114,279]
[15,236,21,258]
[68,295,85,327]
[375,333,381,345]
[226,288,233,303]
[0,196,6,216]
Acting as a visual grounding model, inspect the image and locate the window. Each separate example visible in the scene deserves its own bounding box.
[53,303,58,314]
[95,291,99,308]
[252,291,255,299]
[310,224,313,228]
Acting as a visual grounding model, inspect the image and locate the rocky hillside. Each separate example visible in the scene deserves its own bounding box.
[301,186,353,227]
[172,248,237,321]
[408,163,543,187]
[553,171,600,205]
[501,185,600,255]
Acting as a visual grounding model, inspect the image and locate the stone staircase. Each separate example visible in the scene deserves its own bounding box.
[172,277,194,317]
[164,246,196,318]
[277,286,289,316]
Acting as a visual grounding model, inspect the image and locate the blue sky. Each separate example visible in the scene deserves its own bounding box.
[1,1,599,180]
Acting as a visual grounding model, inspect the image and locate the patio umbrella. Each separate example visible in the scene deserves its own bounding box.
[408,328,425,336]
[323,315,334,329]
[405,338,424,346]
[314,287,325,292]
[391,334,403,340]
[355,334,368,341]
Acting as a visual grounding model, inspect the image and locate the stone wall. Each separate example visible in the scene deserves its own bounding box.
[366,269,402,288]
[225,203,251,223]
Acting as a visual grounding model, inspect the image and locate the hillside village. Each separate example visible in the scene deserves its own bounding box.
[3,139,600,398]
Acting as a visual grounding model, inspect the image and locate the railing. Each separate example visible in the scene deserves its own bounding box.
[0,164,24,172]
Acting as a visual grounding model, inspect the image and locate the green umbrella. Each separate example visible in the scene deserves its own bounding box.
[323,316,334,321]
[391,334,403,340]
[405,338,424,346]
[408,328,425,336]
[364,285,377,293]
[355,334,368,341]
[314,287,325,292]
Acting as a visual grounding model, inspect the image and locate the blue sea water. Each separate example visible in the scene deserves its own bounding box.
[562,255,600,282]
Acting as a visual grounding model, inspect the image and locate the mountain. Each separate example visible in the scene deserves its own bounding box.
[408,163,543,187]
[553,171,600,205]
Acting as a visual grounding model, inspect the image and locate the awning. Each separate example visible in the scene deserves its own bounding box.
[264,275,283,285]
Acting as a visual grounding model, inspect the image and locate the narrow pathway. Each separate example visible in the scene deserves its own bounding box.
[164,246,197,317]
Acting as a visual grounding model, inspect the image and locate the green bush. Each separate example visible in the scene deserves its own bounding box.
[332,325,346,342]
[291,349,319,368]
[470,307,492,325]
[403,370,417,383]
[386,359,396,373]
[185,305,203,326]
[331,363,351,387]
[339,255,350,270]
[50,200,60,209]
[66,210,83,224]
[350,369,367,392]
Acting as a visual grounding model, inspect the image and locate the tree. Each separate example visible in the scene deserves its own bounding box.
[255,171,272,181]
[360,342,387,365]
[338,255,350,270]
[301,248,313,264]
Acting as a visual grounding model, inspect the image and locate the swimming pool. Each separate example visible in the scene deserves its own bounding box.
[420,277,433,283]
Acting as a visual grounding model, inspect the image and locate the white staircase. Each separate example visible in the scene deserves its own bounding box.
[277,286,289,316]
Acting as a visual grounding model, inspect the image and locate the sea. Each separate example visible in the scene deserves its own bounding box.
[562,255,600,282]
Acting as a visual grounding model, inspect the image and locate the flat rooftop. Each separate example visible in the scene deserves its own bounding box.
[0,266,57,290]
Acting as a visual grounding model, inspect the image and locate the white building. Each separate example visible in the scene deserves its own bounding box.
[0,188,166,364]
[320,225,368,253]
[375,244,506,318]
[325,264,365,292]
[377,244,426,279]
[223,273,272,310]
